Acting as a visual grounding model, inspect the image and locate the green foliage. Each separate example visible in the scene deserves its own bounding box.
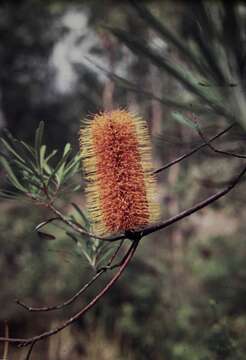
[108,1,246,129]
[0,122,81,201]
[66,202,117,270]
[171,112,198,130]
[0,122,115,273]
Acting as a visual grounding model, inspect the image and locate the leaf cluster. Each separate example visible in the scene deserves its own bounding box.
[0,121,81,201]
[108,1,246,130]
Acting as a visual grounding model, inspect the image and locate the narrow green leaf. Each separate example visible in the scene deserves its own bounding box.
[46,149,58,163]
[130,0,208,77]
[63,143,71,156]
[108,26,232,120]
[0,157,27,192]
[172,112,198,130]
[0,189,19,199]
[72,184,82,192]
[20,140,36,158]
[37,230,56,241]
[35,121,45,168]
[62,157,81,182]
[87,57,212,115]
[43,163,52,176]
[96,246,115,268]
[0,138,26,164]
[66,231,93,264]
[71,202,90,229]
[13,159,34,175]
[48,145,72,186]
[40,145,46,174]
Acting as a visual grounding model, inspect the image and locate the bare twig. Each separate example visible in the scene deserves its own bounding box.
[105,239,125,267]
[97,240,132,272]
[30,122,236,245]
[47,203,125,242]
[196,125,246,159]
[1,163,245,346]
[153,124,235,174]
[0,239,139,346]
[16,240,125,312]
[24,341,36,360]
[198,172,246,188]
[144,163,246,237]
[39,124,235,244]
[2,321,9,360]
[16,270,105,313]
[1,163,245,348]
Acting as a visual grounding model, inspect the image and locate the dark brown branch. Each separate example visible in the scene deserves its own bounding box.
[1,162,245,347]
[198,172,245,189]
[153,124,235,174]
[97,240,132,272]
[0,239,139,346]
[24,341,36,360]
[45,124,235,243]
[2,321,9,359]
[16,240,125,312]
[196,125,246,159]
[16,270,104,312]
[144,163,246,237]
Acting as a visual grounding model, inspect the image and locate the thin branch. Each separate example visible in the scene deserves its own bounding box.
[2,321,9,360]
[153,124,235,174]
[45,124,235,243]
[0,239,139,346]
[16,270,104,313]
[106,239,125,267]
[33,123,235,244]
[198,172,246,188]
[1,163,245,347]
[97,240,131,272]
[145,163,246,237]
[16,240,125,312]
[24,341,36,360]
[196,125,246,159]
[47,202,125,242]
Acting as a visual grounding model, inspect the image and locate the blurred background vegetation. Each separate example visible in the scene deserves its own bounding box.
[0,0,246,359]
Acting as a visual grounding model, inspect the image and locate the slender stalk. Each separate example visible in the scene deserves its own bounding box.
[47,202,125,242]
[2,321,9,360]
[1,163,245,347]
[144,164,246,237]
[42,124,235,243]
[196,125,246,159]
[0,239,139,346]
[24,341,36,360]
[17,240,125,312]
[153,124,235,175]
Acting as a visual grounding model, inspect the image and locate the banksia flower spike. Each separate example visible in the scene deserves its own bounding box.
[80,109,160,236]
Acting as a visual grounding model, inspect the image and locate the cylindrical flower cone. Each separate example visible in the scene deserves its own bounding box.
[80,109,160,236]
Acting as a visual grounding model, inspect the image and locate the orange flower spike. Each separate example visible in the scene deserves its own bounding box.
[80,110,160,236]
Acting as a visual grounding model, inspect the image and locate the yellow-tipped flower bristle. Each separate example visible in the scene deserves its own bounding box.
[80,109,160,236]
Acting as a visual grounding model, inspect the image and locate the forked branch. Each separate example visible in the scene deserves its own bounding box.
[1,163,246,346]
[0,239,139,346]
[143,163,246,237]
[16,240,125,312]
[153,123,235,175]
[196,125,246,159]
